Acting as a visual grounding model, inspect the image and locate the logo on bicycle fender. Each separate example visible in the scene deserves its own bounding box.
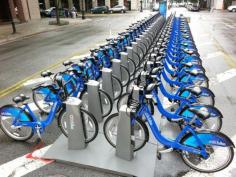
[209,140,226,146]
[69,115,75,130]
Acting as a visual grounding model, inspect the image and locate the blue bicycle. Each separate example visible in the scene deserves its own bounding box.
[0,88,98,142]
[32,69,113,118]
[103,86,234,173]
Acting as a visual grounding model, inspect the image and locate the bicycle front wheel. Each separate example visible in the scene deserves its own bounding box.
[33,87,53,114]
[103,113,149,151]
[181,133,234,173]
[58,108,99,143]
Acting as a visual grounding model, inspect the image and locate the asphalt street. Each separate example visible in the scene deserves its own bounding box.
[0,8,236,177]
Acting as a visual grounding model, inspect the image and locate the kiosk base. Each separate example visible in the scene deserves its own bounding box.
[43,134,156,177]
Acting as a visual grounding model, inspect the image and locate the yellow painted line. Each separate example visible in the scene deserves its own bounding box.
[212,37,236,68]
[0,41,104,98]
[0,51,80,98]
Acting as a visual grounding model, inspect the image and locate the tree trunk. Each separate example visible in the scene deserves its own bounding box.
[56,0,60,25]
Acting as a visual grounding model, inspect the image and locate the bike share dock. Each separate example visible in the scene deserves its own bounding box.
[43,14,165,177]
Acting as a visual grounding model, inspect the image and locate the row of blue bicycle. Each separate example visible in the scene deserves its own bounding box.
[0,12,234,173]
[103,14,235,173]
[0,13,160,142]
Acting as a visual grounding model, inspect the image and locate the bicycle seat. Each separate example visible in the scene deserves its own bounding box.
[183,49,194,55]
[99,44,106,48]
[90,48,96,53]
[151,67,162,75]
[41,70,54,77]
[63,60,74,66]
[118,32,125,35]
[80,57,87,62]
[189,107,210,119]
[67,67,82,75]
[13,94,30,104]
[185,69,201,76]
[145,83,160,93]
[106,38,113,41]
[109,42,116,47]
[181,62,193,67]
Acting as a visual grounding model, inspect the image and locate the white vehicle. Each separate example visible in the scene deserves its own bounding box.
[227,5,236,12]
[109,5,127,13]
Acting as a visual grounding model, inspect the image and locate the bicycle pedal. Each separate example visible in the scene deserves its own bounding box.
[156,152,161,160]
[159,148,173,154]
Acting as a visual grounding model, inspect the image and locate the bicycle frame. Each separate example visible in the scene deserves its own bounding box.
[135,103,209,158]
[12,100,61,133]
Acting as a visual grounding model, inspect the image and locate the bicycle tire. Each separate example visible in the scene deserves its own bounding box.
[127,58,136,76]
[111,75,123,100]
[120,65,130,87]
[103,113,149,151]
[0,105,34,141]
[180,132,234,173]
[32,88,51,114]
[58,108,99,143]
[80,89,113,118]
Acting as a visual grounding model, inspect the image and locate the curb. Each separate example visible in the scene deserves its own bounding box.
[0,19,92,46]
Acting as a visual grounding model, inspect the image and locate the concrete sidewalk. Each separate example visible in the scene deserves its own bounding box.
[0,18,91,45]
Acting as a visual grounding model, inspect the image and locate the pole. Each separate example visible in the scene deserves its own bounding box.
[81,0,85,20]
[56,0,60,24]
[8,0,16,34]
[140,0,143,12]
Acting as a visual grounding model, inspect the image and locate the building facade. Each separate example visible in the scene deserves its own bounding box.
[40,0,150,12]
[0,0,40,23]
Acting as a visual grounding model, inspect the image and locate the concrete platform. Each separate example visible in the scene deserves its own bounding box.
[43,133,157,177]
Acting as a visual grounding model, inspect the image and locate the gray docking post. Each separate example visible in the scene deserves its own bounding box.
[112,59,122,81]
[64,97,87,150]
[102,68,114,101]
[87,80,103,122]
[116,104,134,161]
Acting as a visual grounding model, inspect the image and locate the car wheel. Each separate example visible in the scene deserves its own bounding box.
[110,10,113,13]
[102,11,105,14]
[121,10,124,13]
[233,9,236,12]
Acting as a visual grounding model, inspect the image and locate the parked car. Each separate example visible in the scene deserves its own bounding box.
[153,3,159,11]
[109,5,127,13]
[91,6,109,14]
[187,3,200,11]
[227,5,236,12]
[44,7,69,17]
[44,7,56,17]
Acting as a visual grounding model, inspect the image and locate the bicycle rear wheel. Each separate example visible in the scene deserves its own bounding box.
[103,113,149,151]
[58,108,98,143]
[0,105,33,141]
[80,89,112,118]
[121,65,130,87]
[128,58,136,76]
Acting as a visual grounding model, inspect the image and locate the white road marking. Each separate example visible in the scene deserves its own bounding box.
[206,51,223,59]
[197,41,214,47]
[0,145,53,177]
[216,68,236,83]
[210,68,236,86]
